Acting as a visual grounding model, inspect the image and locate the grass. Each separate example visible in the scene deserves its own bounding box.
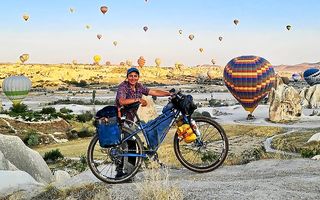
[32,183,111,200]
[135,163,183,200]
[33,138,91,157]
[271,128,320,156]
[223,124,284,138]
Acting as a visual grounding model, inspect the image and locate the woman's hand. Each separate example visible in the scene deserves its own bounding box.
[139,98,148,107]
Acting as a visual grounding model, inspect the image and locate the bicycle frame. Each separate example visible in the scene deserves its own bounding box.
[119,109,181,157]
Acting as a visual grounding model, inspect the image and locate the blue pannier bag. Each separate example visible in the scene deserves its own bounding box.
[95,106,121,147]
[143,110,176,150]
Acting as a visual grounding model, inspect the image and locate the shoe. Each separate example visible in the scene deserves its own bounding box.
[115,171,127,179]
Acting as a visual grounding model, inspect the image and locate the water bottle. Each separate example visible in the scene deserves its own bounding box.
[190,119,201,137]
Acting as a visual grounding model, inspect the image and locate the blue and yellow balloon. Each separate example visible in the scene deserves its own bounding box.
[223,55,275,119]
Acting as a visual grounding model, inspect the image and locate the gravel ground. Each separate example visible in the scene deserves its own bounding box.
[51,158,320,200]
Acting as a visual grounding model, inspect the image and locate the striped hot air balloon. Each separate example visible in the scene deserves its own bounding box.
[303,68,320,86]
[2,75,32,105]
[137,56,145,68]
[292,72,301,82]
[223,56,275,118]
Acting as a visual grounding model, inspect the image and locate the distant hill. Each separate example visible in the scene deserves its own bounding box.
[274,62,320,74]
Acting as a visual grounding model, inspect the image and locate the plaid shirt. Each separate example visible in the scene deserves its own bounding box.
[116,81,150,121]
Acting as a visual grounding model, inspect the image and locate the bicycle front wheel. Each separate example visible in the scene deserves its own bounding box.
[174,116,229,173]
[87,127,143,183]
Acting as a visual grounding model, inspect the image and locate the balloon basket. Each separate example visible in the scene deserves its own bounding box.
[246,114,255,120]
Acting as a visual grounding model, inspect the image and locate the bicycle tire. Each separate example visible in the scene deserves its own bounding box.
[87,127,143,183]
[174,116,229,173]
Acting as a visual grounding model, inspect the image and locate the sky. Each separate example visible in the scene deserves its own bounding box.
[0,0,319,67]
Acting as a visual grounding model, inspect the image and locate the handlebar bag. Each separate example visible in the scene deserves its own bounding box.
[95,106,121,147]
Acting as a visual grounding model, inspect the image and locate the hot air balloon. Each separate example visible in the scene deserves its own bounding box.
[85,25,90,29]
[303,68,320,86]
[93,55,101,65]
[199,48,204,53]
[137,56,146,67]
[97,34,102,40]
[233,19,239,25]
[2,75,32,105]
[292,73,301,82]
[219,36,223,41]
[70,8,75,13]
[143,26,148,32]
[19,54,29,64]
[126,60,132,66]
[100,6,108,14]
[113,41,118,46]
[286,25,291,30]
[22,14,29,21]
[178,30,183,34]
[189,34,194,40]
[211,59,216,65]
[223,55,275,119]
[155,58,161,67]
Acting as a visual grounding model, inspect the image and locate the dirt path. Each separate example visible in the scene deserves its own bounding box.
[51,158,320,200]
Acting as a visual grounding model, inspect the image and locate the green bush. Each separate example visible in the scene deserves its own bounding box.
[60,107,73,114]
[76,111,93,123]
[301,148,320,158]
[41,107,56,114]
[24,130,39,146]
[43,149,64,162]
[202,111,212,118]
[77,127,94,138]
[57,113,74,120]
[10,103,28,113]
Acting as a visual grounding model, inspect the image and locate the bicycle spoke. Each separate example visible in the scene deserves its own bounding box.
[174,116,228,172]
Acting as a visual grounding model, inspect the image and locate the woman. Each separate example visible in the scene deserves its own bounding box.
[116,67,171,121]
[115,67,170,178]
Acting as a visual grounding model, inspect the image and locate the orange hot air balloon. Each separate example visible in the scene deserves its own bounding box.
[233,19,239,25]
[219,36,223,41]
[113,41,118,46]
[97,34,102,40]
[199,48,204,53]
[143,26,148,32]
[178,29,183,34]
[137,56,146,68]
[100,6,108,14]
[22,14,29,21]
[189,34,194,40]
[155,58,161,67]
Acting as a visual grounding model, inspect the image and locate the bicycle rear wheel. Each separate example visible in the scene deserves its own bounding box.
[87,127,143,183]
[174,116,228,173]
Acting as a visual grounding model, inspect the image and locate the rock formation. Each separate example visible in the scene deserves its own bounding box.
[0,134,54,184]
[269,83,302,122]
[299,84,320,108]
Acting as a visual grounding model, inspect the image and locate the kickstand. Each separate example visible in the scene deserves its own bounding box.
[152,152,166,168]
